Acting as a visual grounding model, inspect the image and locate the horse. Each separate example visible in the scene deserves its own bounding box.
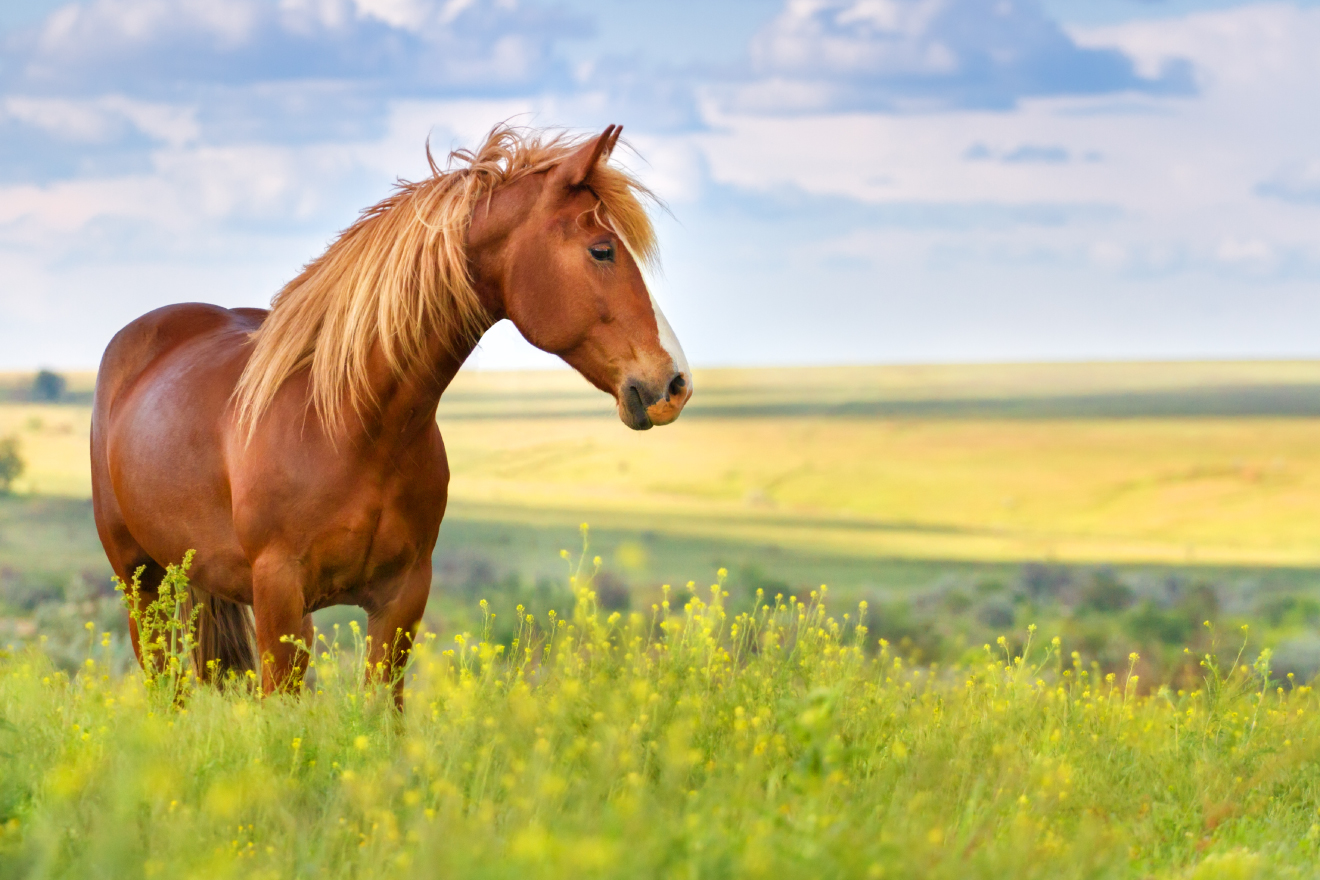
[90,124,692,704]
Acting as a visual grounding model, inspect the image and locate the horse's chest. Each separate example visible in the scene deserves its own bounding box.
[309,494,440,597]
[233,422,449,607]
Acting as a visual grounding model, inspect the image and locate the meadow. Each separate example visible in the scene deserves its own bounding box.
[3,362,1320,877]
[3,561,1319,879]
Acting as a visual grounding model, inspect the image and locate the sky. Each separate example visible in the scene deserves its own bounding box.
[1,0,1318,370]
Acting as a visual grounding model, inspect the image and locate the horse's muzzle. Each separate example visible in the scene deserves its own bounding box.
[620,370,692,430]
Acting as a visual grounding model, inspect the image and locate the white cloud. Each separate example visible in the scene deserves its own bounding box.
[1073,1,1320,92]
[688,3,1320,283]
[1258,159,1320,206]
[8,0,578,92]
[755,0,957,78]
[1215,236,1274,269]
[36,0,261,53]
[0,96,545,244]
[3,97,124,143]
[0,176,181,234]
[2,96,199,147]
[728,0,1192,113]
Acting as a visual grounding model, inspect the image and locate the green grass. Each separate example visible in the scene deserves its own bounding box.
[2,566,1319,879]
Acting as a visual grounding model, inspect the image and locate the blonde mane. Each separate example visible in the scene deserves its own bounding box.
[233,124,658,438]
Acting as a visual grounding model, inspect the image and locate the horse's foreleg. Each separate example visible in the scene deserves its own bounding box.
[366,563,431,709]
[251,553,309,695]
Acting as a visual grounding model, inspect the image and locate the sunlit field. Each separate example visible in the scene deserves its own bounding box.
[5,362,1320,564]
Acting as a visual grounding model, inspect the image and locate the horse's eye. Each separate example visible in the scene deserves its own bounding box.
[589,243,615,263]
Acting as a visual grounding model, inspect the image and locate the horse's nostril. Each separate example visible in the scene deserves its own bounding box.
[623,382,651,429]
[667,373,687,399]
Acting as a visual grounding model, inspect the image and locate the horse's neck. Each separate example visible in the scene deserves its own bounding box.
[352,180,524,443]
[353,329,483,443]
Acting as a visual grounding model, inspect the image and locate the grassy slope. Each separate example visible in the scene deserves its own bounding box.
[443,416,1320,565]
[6,361,1320,566]
[444,361,1320,567]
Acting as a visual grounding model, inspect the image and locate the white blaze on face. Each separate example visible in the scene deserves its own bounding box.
[648,289,689,382]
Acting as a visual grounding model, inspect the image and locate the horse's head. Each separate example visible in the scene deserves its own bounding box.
[481,126,692,430]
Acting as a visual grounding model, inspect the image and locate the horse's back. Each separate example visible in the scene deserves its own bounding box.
[95,304,265,417]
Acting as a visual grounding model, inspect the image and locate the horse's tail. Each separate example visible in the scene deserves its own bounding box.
[190,590,258,682]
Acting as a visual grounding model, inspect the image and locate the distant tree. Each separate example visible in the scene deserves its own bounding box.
[32,370,66,402]
[0,436,23,494]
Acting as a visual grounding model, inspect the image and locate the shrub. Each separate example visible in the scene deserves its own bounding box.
[975,596,1016,628]
[1255,594,1320,628]
[1269,635,1320,682]
[30,369,66,402]
[0,435,23,493]
[1125,599,1193,646]
[592,570,631,611]
[1018,563,1070,601]
[1079,567,1135,613]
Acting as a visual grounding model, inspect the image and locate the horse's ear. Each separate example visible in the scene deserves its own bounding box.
[555,125,622,189]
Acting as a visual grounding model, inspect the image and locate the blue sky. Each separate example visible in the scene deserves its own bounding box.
[1,0,1318,369]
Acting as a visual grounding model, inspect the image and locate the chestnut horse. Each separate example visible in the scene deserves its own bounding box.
[91,124,692,702]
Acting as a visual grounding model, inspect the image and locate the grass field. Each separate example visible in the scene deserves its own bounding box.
[4,363,1320,877]
[3,565,1319,879]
